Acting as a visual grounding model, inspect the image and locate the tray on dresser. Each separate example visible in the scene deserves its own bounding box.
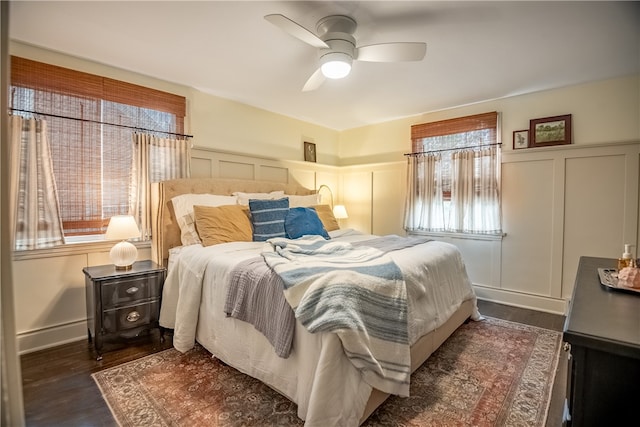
[598,268,640,295]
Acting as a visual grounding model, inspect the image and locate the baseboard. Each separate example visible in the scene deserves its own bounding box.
[17,319,86,355]
[473,285,568,315]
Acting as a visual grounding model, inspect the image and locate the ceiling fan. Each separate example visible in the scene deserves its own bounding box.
[265,13,427,91]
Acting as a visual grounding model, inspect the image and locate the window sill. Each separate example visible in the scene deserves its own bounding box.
[407,230,505,242]
[12,240,151,261]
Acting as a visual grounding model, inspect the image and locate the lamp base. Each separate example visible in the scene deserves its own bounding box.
[110,240,138,270]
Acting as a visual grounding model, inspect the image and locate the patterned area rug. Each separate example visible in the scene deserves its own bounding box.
[92,317,561,426]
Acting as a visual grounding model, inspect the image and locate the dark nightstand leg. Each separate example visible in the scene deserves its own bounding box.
[87,328,92,343]
[159,326,165,343]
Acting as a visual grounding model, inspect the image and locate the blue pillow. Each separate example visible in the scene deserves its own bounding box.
[249,197,289,241]
[285,207,330,240]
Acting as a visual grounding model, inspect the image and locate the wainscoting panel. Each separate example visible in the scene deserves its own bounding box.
[372,166,406,236]
[191,156,212,178]
[13,254,88,352]
[562,150,638,298]
[289,168,317,190]
[501,159,556,297]
[219,160,255,180]
[342,171,373,234]
[316,171,340,207]
[258,165,289,183]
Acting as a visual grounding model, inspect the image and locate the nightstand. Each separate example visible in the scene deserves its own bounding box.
[83,260,166,360]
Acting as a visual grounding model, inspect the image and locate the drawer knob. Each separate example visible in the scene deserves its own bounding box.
[563,342,571,352]
[126,311,141,322]
[126,286,139,295]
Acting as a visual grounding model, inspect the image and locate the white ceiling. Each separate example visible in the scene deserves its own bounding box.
[9,1,640,131]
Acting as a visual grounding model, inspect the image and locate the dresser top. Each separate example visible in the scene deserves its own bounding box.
[82,260,164,280]
[564,256,640,358]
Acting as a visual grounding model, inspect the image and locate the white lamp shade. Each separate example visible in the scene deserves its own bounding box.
[105,215,140,270]
[105,215,140,240]
[333,205,348,219]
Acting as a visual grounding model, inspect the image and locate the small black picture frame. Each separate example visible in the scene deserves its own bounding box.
[513,130,529,149]
[304,142,316,162]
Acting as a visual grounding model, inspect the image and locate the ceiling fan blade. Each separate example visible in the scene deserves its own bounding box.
[302,68,325,92]
[356,42,427,62]
[265,14,329,49]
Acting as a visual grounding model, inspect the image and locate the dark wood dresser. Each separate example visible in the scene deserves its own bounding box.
[563,256,640,426]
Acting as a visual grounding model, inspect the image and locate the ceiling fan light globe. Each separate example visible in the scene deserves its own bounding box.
[320,52,352,79]
[321,61,351,79]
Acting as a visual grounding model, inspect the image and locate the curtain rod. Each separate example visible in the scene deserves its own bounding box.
[404,142,501,156]
[8,108,194,138]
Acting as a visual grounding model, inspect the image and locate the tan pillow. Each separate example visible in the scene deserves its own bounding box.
[311,204,340,232]
[193,204,252,246]
[171,193,238,246]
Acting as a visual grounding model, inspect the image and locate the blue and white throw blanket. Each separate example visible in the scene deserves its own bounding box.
[262,235,411,397]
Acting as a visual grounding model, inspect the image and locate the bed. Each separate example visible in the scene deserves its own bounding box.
[152,177,480,426]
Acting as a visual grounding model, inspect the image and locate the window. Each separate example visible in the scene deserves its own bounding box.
[10,56,186,237]
[404,112,501,234]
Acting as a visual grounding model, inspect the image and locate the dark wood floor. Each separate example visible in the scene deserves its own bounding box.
[20,300,566,427]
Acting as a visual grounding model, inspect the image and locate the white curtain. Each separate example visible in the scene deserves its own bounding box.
[130,133,191,239]
[449,146,501,233]
[404,146,501,234]
[403,153,445,231]
[9,116,65,250]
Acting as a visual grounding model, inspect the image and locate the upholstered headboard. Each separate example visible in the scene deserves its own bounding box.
[151,178,314,266]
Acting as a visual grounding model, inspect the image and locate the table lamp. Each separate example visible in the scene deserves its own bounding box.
[105,215,141,270]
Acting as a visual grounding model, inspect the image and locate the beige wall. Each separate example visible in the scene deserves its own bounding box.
[8,41,640,353]
[339,74,640,164]
[189,90,341,165]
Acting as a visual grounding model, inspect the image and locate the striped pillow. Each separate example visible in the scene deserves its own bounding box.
[249,197,290,241]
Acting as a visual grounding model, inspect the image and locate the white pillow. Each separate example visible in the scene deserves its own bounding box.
[171,193,238,246]
[286,193,320,207]
[232,190,285,206]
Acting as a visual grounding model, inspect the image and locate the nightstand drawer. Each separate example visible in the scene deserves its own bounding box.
[102,301,160,334]
[100,272,163,309]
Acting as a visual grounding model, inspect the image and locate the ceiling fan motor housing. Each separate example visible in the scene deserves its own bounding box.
[319,37,355,61]
[317,15,357,62]
[316,15,357,36]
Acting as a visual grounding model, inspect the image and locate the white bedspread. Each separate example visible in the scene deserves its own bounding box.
[264,235,411,396]
[159,229,480,427]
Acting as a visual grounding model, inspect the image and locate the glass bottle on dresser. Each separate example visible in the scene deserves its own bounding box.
[617,244,635,270]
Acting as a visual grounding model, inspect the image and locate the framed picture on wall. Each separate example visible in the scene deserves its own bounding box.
[513,130,529,149]
[304,141,316,162]
[529,114,572,147]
